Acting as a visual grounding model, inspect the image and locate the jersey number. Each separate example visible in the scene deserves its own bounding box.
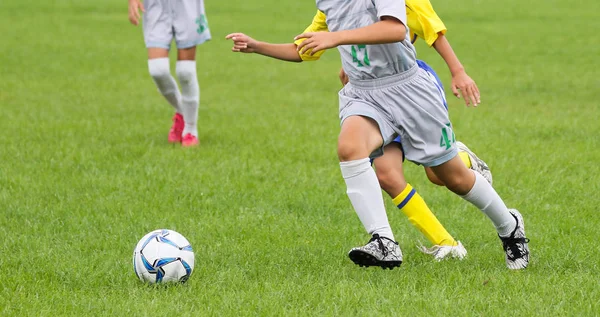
[439,123,456,150]
[351,45,370,67]
[196,15,208,34]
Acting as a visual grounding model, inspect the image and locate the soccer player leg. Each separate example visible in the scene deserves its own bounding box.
[406,68,528,269]
[147,57,182,115]
[338,96,402,268]
[374,144,465,260]
[430,156,529,269]
[172,0,211,146]
[175,49,200,146]
[143,0,184,143]
[416,60,492,184]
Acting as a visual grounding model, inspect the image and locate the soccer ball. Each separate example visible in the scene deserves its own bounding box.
[132,229,195,284]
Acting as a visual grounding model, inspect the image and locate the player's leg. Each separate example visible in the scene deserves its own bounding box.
[374,143,466,260]
[173,0,212,147]
[428,157,528,269]
[414,60,492,185]
[424,144,492,185]
[399,66,529,269]
[337,107,402,269]
[142,0,184,143]
[175,47,200,147]
[423,150,472,186]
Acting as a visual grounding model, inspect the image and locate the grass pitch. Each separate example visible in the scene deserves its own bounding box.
[1,0,599,315]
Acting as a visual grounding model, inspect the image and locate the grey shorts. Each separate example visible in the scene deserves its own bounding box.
[339,65,458,167]
[143,0,211,49]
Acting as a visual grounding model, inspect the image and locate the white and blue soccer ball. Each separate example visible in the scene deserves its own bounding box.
[133,229,195,284]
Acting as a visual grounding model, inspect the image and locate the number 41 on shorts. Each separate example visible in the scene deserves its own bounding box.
[440,123,456,149]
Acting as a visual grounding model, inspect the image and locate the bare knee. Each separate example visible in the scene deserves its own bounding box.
[439,170,474,195]
[337,140,368,162]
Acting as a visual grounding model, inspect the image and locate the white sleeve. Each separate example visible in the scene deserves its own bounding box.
[373,0,407,26]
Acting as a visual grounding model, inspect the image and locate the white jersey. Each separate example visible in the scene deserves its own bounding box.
[316,0,417,81]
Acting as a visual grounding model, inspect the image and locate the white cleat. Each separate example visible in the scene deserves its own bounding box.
[419,241,467,261]
[456,141,493,185]
[499,209,530,270]
[348,234,403,270]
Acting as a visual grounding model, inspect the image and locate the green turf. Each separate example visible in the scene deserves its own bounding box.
[1,0,599,315]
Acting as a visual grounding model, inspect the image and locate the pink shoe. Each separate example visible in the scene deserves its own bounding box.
[182,133,199,147]
[168,113,184,143]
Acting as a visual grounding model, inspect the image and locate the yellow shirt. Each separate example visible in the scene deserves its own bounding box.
[295,0,446,61]
[406,0,447,46]
[294,10,329,61]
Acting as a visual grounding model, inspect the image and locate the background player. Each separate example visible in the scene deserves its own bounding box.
[128,0,210,147]
[226,0,530,270]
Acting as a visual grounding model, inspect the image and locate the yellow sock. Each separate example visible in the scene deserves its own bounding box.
[392,184,457,246]
[459,151,472,169]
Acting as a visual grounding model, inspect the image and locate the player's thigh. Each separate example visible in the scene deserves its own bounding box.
[148,48,169,59]
[338,87,397,160]
[177,47,196,61]
[384,70,457,166]
[143,0,174,50]
[338,115,384,161]
[173,0,212,50]
[374,143,404,173]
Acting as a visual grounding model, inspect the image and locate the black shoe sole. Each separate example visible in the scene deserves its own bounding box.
[348,250,402,270]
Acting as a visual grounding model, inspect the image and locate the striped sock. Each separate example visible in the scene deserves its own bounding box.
[393,184,457,246]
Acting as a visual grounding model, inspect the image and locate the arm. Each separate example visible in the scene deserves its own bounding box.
[253,42,303,62]
[128,0,145,26]
[336,18,406,45]
[225,33,302,62]
[432,34,480,106]
[432,34,464,79]
[296,18,406,55]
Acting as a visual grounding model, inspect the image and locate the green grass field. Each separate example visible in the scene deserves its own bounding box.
[1,0,599,315]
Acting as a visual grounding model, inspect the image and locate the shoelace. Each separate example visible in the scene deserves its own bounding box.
[418,244,441,256]
[501,237,530,260]
[370,234,395,257]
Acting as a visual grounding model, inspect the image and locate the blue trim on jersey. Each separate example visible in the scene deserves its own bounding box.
[416,60,444,88]
[392,60,447,149]
[416,60,447,109]
[396,188,416,209]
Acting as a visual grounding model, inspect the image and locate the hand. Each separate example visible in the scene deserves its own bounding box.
[451,71,480,107]
[225,33,258,53]
[128,0,145,26]
[294,32,339,56]
[339,67,349,86]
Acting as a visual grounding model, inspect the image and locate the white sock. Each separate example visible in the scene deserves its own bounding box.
[460,171,517,236]
[176,61,200,137]
[340,158,395,240]
[147,58,182,113]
